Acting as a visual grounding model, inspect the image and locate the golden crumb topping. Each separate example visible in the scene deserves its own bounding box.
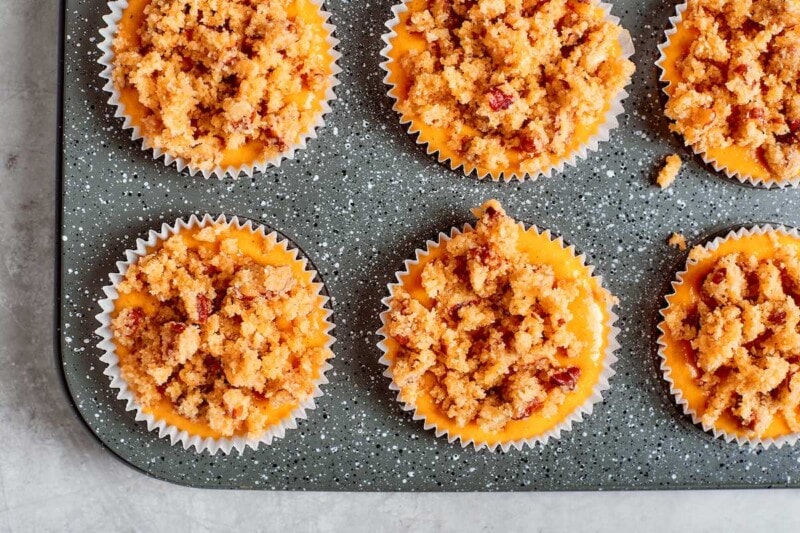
[664,0,800,180]
[391,0,634,175]
[386,200,599,433]
[112,0,332,170]
[657,154,682,189]
[664,243,800,437]
[111,225,330,438]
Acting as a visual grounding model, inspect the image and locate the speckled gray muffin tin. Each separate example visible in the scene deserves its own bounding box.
[58,0,800,490]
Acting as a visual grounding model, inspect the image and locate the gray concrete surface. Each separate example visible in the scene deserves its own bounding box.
[1,0,800,531]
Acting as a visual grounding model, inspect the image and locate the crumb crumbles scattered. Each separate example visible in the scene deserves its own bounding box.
[391,0,634,175]
[112,0,332,170]
[657,154,682,189]
[668,232,687,251]
[664,0,800,181]
[385,200,608,433]
[664,238,800,437]
[111,224,330,438]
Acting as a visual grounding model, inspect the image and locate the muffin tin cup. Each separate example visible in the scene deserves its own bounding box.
[656,1,800,189]
[376,221,620,452]
[97,0,342,180]
[94,214,336,455]
[379,0,635,182]
[657,224,800,449]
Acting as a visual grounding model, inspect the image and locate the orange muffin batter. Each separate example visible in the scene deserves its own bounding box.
[385,0,634,178]
[111,222,332,439]
[112,0,335,171]
[660,0,800,184]
[383,201,614,446]
[660,229,800,440]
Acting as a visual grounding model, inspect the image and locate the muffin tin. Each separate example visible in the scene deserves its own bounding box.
[58,0,800,489]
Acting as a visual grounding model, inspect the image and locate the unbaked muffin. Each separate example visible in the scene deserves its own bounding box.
[380,200,617,449]
[659,226,800,444]
[108,0,336,173]
[659,0,800,185]
[108,219,333,442]
[383,0,635,179]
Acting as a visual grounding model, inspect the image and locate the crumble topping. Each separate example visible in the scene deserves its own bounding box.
[112,0,331,170]
[664,238,800,436]
[111,225,329,438]
[664,0,800,180]
[393,0,634,174]
[385,200,604,433]
[657,154,682,189]
[668,232,688,251]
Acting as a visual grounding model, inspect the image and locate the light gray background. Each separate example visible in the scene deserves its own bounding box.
[2,0,800,531]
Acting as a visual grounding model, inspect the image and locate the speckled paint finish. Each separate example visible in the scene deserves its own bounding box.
[59,0,800,490]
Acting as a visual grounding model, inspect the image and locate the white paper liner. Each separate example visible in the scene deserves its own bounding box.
[657,224,800,449]
[97,0,341,179]
[95,214,336,454]
[376,222,620,451]
[379,0,635,182]
[656,2,800,189]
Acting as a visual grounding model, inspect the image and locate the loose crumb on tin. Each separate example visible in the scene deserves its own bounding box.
[111,225,330,438]
[663,235,800,437]
[385,200,607,433]
[668,232,687,251]
[657,154,682,189]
